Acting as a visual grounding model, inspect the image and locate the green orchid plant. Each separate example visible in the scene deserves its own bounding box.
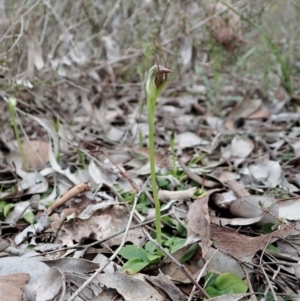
[146,64,172,244]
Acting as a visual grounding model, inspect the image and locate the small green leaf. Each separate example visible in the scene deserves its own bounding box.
[4,203,14,217]
[176,223,187,237]
[120,258,150,274]
[180,243,198,263]
[144,241,158,254]
[0,201,7,213]
[66,213,76,221]
[260,223,276,234]
[215,272,248,295]
[205,272,248,297]
[205,272,219,288]
[22,211,35,224]
[205,287,220,298]
[267,244,278,252]
[170,237,185,253]
[162,215,174,227]
[120,245,149,262]
[146,252,161,264]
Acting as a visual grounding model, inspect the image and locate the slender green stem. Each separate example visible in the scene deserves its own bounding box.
[170,131,177,176]
[8,101,27,170]
[147,95,162,245]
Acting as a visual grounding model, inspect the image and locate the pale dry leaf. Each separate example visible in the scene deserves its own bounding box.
[145,274,187,301]
[102,36,120,61]
[88,160,116,186]
[222,136,254,167]
[158,187,196,202]
[278,197,300,220]
[43,258,99,274]
[205,247,247,278]
[180,34,193,67]
[0,257,50,279]
[227,180,250,198]
[93,253,120,273]
[210,215,264,227]
[97,272,165,301]
[211,190,236,209]
[26,32,44,78]
[35,268,63,301]
[106,126,126,142]
[16,169,48,195]
[176,132,209,149]
[229,194,278,226]
[186,84,207,94]
[187,195,211,256]
[0,273,29,301]
[249,160,283,188]
[206,116,224,130]
[228,98,262,120]
[291,140,300,157]
[58,205,145,247]
[15,214,50,245]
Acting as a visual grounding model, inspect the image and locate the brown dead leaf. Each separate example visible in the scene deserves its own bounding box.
[187,194,211,256]
[6,140,49,170]
[145,274,187,301]
[22,140,49,170]
[58,205,145,247]
[211,223,296,261]
[0,273,29,301]
[227,180,250,198]
[98,272,165,301]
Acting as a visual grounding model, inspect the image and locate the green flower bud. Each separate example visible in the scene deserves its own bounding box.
[146,65,172,99]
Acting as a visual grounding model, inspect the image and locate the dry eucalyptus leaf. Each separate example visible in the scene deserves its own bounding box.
[176,132,209,149]
[97,272,165,301]
[210,223,295,261]
[210,215,264,227]
[228,98,262,120]
[222,136,254,167]
[249,160,283,188]
[42,257,99,274]
[229,194,278,226]
[0,273,29,301]
[34,268,63,301]
[278,197,300,220]
[205,247,247,278]
[145,274,187,301]
[58,205,145,247]
[187,195,211,256]
[0,257,49,278]
[6,140,49,170]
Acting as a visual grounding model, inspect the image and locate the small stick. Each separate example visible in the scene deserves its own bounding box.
[47,182,91,215]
